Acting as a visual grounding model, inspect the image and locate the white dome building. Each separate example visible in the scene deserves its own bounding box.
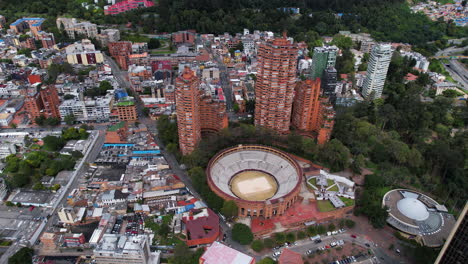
[382,189,456,247]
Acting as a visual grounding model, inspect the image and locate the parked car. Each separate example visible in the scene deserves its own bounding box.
[351,234,357,238]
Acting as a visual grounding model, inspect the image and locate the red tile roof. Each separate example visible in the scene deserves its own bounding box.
[279,248,304,264]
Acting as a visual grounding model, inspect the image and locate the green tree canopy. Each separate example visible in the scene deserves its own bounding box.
[232,223,253,245]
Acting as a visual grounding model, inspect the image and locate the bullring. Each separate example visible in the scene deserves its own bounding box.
[207,145,303,218]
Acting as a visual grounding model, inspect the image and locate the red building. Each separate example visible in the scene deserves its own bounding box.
[24,92,43,122]
[63,233,86,247]
[175,67,201,155]
[40,33,56,49]
[104,0,155,15]
[40,86,61,119]
[172,31,196,45]
[27,74,41,85]
[292,78,322,132]
[254,35,298,134]
[292,79,335,144]
[108,41,132,70]
[182,208,219,247]
[176,68,228,155]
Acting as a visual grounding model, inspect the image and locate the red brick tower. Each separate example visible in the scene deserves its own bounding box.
[176,67,201,155]
[254,35,298,134]
[291,78,322,131]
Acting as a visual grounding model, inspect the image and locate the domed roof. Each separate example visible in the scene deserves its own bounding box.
[397,197,429,221]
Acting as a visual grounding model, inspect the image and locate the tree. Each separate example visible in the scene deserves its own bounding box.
[233,103,240,113]
[158,223,171,238]
[297,230,306,239]
[317,225,326,234]
[442,89,461,98]
[263,238,274,248]
[63,94,75,100]
[17,48,32,58]
[274,232,285,244]
[320,139,351,172]
[251,239,264,252]
[32,182,46,190]
[328,223,336,231]
[232,223,253,245]
[257,257,275,264]
[42,136,65,151]
[64,114,76,125]
[148,38,161,49]
[221,200,238,219]
[8,247,33,264]
[332,35,353,50]
[99,81,113,94]
[5,201,14,207]
[345,219,356,228]
[10,123,17,129]
[142,107,150,117]
[285,232,296,242]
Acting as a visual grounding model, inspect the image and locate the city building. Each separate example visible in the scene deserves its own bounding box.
[435,202,467,264]
[24,91,43,122]
[292,78,322,132]
[175,67,201,155]
[172,31,196,46]
[254,35,298,134]
[382,189,456,247]
[39,32,56,49]
[66,39,104,65]
[0,178,8,201]
[0,15,5,29]
[93,234,159,264]
[58,207,77,225]
[56,18,98,39]
[362,44,393,99]
[64,233,86,247]
[321,67,338,98]
[59,96,113,123]
[39,85,61,119]
[9,17,45,37]
[97,29,121,46]
[310,46,338,79]
[104,0,155,15]
[182,208,220,247]
[292,79,335,144]
[108,41,132,70]
[199,241,255,264]
[115,97,137,121]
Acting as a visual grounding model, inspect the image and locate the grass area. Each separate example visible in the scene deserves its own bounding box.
[376,187,392,197]
[328,185,339,192]
[308,177,317,185]
[340,197,355,207]
[150,50,175,55]
[121,34,150,43]
[327,179,334,186]
[317,200,335,212]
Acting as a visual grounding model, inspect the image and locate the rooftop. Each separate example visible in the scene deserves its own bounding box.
[200,241,254,264]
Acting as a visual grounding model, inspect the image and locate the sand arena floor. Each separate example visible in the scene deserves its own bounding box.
[230,170,278,201]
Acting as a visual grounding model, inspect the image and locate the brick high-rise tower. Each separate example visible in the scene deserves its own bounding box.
[176,67,202,155]
[291,78,322,132]
[292,78,335,145]
[254,35,298,134]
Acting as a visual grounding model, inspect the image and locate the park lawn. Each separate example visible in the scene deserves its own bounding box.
[340,197,355,207]
[308,177,317,187]
[151,50,175,54]
[317,200,335,212]
[326,179,334,186]
[328,185,339,192]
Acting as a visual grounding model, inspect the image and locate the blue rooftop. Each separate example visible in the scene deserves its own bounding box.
[11,18,45,27]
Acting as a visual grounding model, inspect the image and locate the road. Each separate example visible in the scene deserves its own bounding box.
[0,131,104,263]
[435,46,468,90]
[262,233,403,264]
[445,60,468,90]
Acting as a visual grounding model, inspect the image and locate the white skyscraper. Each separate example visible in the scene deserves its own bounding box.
[362,44,393,99]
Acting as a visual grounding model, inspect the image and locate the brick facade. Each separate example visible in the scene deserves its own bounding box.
[254,36,298,134]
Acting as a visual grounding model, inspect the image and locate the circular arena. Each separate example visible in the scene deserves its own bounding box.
[207,145,303,218]
[382,189,456,247]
